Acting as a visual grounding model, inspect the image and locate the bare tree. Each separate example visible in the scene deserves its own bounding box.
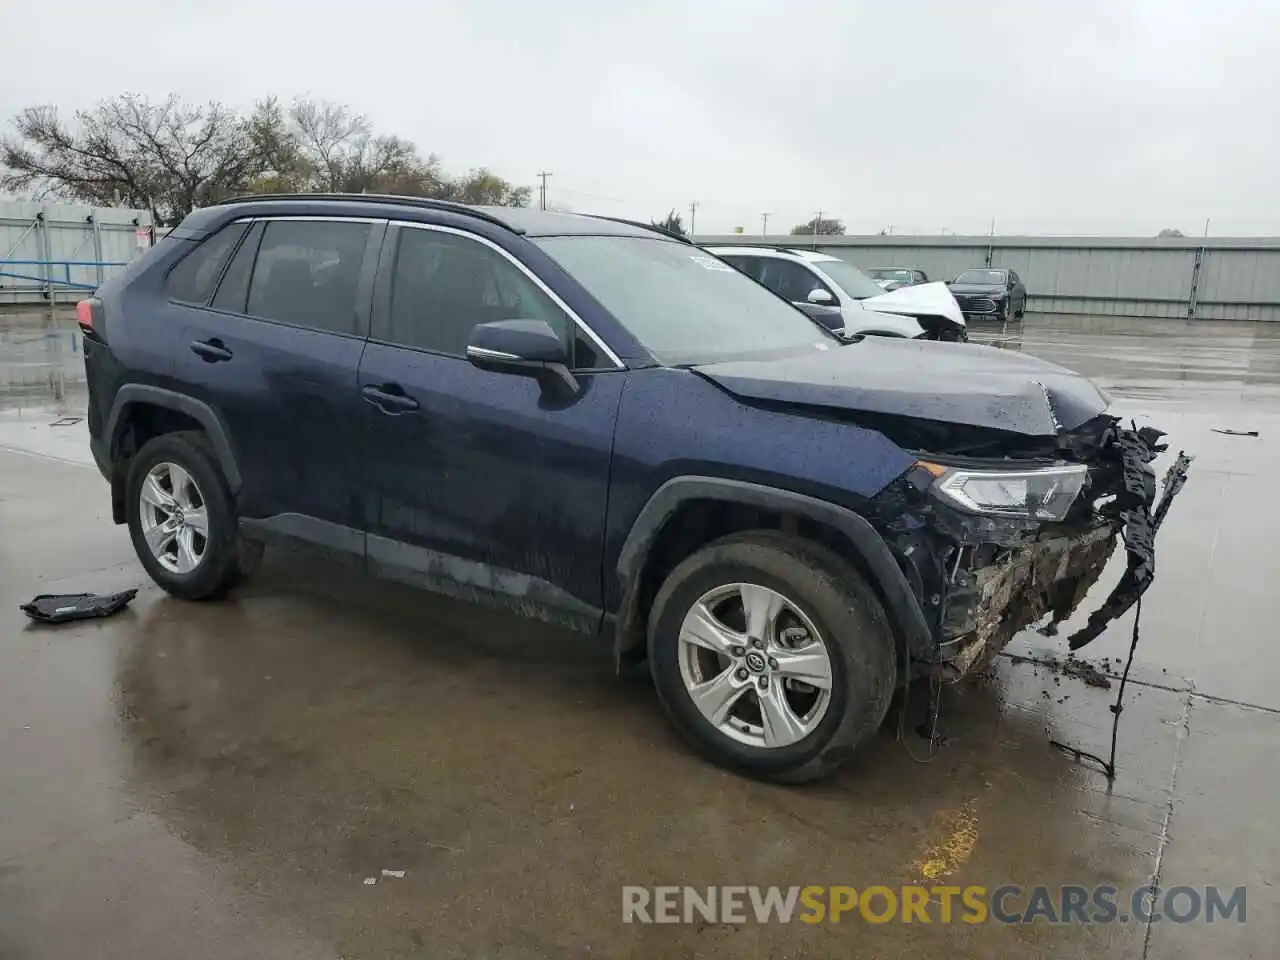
[436,167,531,206]
[3,93,532,218]
[1,94,272,224]
[289,99,372,191]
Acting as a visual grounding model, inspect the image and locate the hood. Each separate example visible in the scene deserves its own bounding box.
[692,336,1110,437]
[859,280,965,327]
[948,282,1007,297]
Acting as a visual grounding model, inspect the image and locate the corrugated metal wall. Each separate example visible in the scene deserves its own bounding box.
[698,234,1280,322]
[1,201,153,306]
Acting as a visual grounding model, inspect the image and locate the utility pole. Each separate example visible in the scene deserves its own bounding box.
[989,216,996,236]
[761,212,770,238]
[812,209,822,249]
[1203,217,1211,237]
[689,201,698,240]
[537,171,552,211]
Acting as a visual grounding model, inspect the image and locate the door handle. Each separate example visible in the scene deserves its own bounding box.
[190,339,233,363]
[362,384,420,414]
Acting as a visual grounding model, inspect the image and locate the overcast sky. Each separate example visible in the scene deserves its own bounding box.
[2,0,1277,236]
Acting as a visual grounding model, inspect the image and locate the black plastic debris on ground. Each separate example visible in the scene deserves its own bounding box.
[1212,428,1259,437]
[20,590,138,625]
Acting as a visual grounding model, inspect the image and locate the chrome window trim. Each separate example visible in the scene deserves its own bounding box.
[391,220,625,370]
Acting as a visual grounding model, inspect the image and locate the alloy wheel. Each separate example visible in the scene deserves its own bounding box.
[677,582,834,748]
[138,461,209,574]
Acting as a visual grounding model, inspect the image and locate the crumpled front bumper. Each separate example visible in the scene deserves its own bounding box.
[938,521,1118,678]
[875,418,1192,679]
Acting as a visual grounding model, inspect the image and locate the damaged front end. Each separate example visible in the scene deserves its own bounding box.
[869,417,1192,680]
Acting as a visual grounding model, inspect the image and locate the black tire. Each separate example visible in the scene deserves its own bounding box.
[125,430,244,601]
[647,531,897,783]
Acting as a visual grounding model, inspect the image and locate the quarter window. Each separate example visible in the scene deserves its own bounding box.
[211,222,264,314]
[166,222,248,304]
[386,227,570,358]
[244,220,371,335]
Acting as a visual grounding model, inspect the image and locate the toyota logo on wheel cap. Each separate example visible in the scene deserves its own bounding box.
[744,650,768,673]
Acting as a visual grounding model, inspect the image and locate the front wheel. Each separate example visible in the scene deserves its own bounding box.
[648,532,897,783]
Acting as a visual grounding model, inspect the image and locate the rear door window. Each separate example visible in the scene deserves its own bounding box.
[166,222,249,304]
[244,220,371,335]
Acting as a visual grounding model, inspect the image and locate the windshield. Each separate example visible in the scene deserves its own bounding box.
[535,236,834,364]
[868,269,912,282]
[810,259,887,299]
[954,269,1006,285]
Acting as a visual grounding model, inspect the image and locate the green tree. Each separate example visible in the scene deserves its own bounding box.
[790,216,846,236]
[650,209,686,236]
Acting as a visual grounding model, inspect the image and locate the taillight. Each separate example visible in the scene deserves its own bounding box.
[77,297,104,338]
[76,299,94,330]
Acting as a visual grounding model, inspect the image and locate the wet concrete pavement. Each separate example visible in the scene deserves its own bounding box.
[2,316,1278,958]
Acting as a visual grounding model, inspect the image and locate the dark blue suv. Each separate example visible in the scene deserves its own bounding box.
[79,195,1173,782]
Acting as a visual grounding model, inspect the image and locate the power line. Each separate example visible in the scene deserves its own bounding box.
[537,170,552,211]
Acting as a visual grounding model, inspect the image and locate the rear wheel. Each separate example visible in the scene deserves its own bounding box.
[648,532,897,783]
[126,431,246,600]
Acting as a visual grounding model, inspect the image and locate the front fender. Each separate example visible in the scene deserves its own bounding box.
[611,476,933,669]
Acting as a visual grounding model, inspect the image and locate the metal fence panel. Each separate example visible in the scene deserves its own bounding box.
[698,234,1280,321]
[1,200,151,305]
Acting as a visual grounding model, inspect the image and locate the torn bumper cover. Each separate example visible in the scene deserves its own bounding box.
[882,419,1192,678]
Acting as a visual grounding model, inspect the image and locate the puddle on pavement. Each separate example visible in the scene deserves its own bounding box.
[1,313,85,408]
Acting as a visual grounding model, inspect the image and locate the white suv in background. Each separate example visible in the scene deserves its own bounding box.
[707,246,967,341]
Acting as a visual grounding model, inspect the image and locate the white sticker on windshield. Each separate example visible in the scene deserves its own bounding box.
[687,254,735,272]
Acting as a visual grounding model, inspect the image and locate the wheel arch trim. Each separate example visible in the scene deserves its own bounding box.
[613,476,933,668]
[105,384,242,493]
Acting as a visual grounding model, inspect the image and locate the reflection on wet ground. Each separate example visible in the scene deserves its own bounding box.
[2,315,1278,959]
[0,308,82,404]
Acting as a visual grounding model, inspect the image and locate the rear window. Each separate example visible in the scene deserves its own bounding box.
[165,223,249,304]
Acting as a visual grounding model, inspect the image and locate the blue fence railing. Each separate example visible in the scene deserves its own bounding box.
[0,258,129,295]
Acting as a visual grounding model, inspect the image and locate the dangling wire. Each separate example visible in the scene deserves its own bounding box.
[1050,597,1143,780]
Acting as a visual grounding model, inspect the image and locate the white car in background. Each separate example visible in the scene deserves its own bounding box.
[707,246,967,341]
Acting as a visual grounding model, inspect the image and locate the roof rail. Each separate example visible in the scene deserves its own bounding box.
[590,216,693,244]
[211,193,523,233]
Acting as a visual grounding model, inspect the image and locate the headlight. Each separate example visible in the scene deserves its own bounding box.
[919,462,1088,522]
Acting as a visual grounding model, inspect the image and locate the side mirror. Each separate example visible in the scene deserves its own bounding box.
[806,288,835,305]
[466,319,578,396]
